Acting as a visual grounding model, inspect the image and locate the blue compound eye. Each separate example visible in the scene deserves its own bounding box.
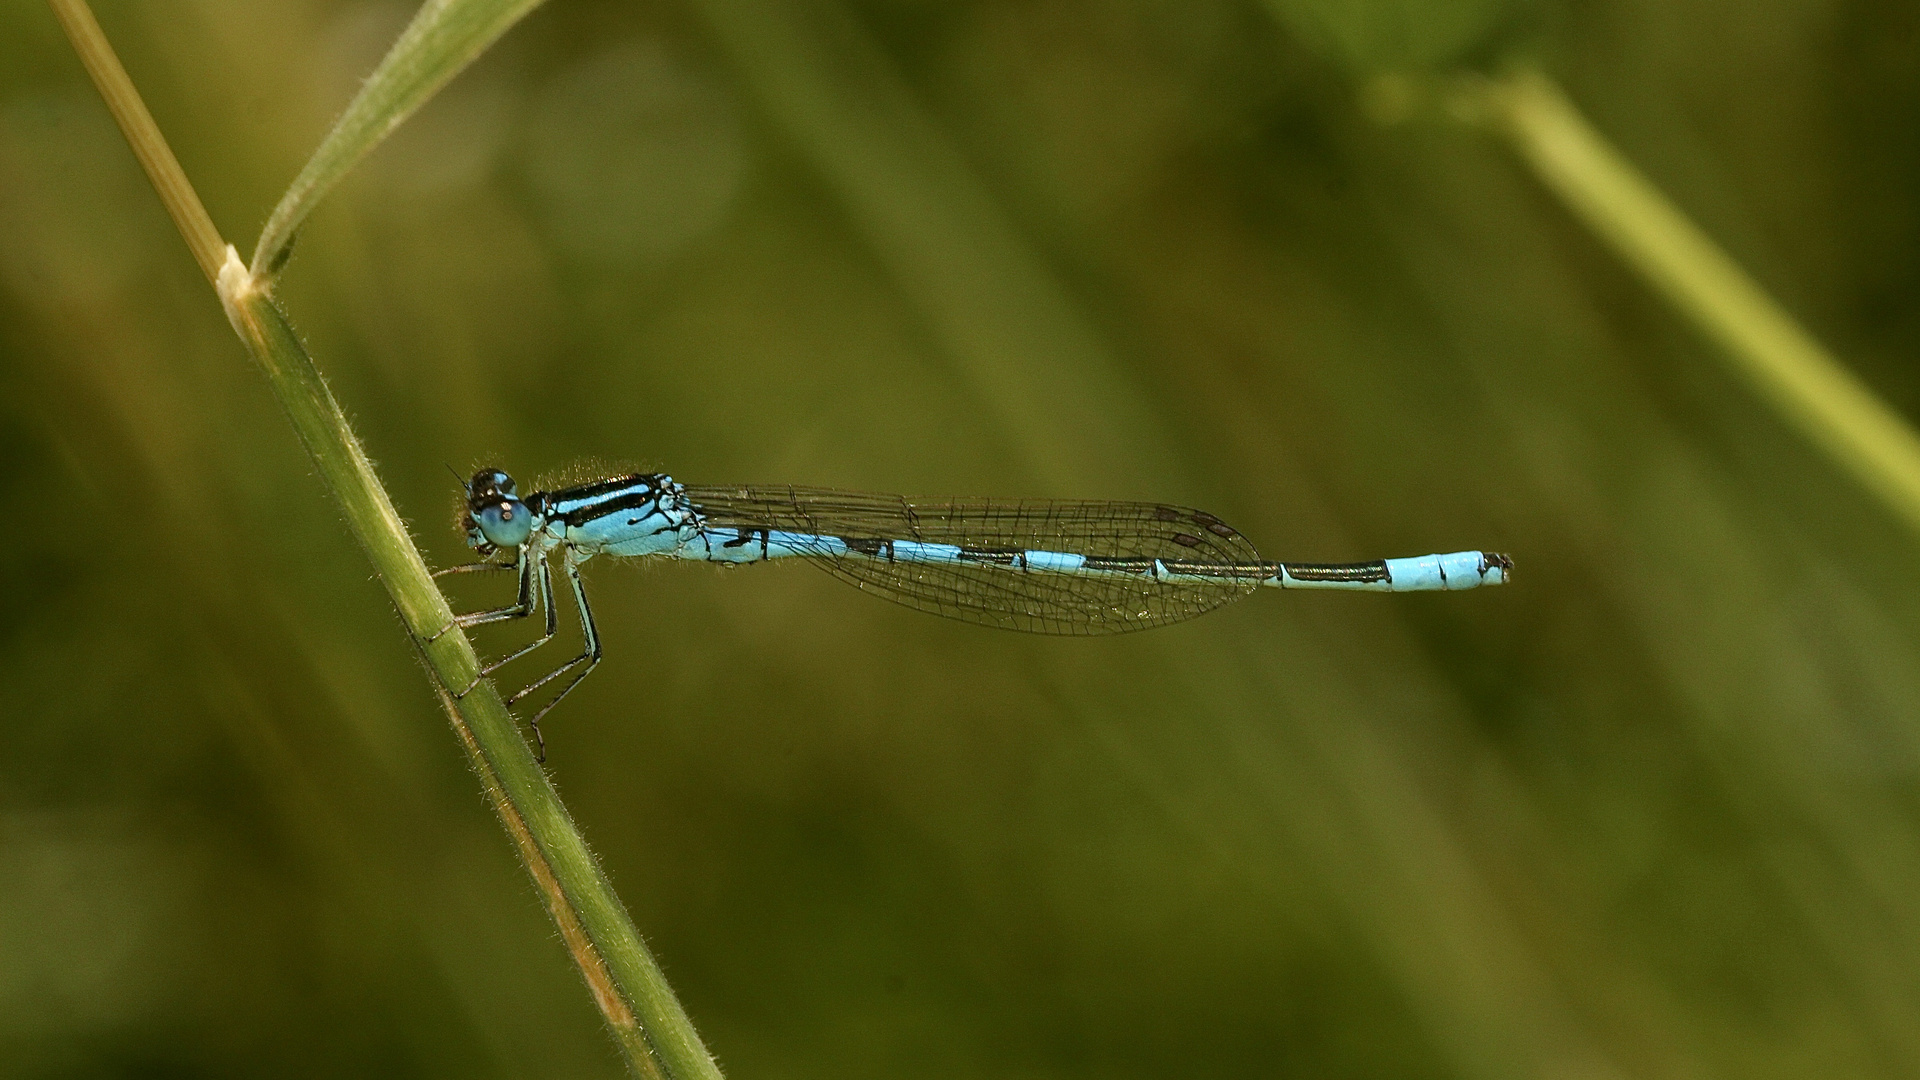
[474,497,534,548]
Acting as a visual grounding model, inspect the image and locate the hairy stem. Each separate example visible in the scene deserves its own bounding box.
[49,3,721,1075]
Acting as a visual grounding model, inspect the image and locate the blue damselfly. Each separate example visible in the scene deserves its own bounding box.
[435,469,1510,757]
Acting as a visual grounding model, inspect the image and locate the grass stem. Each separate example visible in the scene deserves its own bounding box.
[47,0,224,284]
[1483,67,1920,536]
[49,3,722,1075]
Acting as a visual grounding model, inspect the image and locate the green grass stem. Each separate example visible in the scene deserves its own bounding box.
[47,0,223,284]
[50,3,720,1076]
[1482,67,1920,537]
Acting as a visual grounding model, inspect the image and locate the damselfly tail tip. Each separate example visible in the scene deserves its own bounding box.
[1482,552,1513,585]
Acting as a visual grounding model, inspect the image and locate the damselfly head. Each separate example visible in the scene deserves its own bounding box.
[467,469,517,499]
[463,468,533,553]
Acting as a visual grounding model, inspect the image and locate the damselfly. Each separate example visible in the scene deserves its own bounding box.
[435,468,1511,757]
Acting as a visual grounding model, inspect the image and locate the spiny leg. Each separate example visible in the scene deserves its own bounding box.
[428,556,523,638]
[430,550,561,699]
[451,547,538,630]
[446,558,555,699]
[432,558,518,578]
[508,554,602,762]
[428,548,535,646]
[469,557,559,689]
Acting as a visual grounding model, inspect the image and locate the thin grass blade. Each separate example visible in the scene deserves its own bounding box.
[250,0,547,279]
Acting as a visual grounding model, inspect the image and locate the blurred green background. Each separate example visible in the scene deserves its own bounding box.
[5,0,1920,1077]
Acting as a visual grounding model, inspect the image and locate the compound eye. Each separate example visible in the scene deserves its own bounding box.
[474,497,534,548]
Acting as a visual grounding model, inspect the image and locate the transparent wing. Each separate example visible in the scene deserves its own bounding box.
[682,485,1269,635]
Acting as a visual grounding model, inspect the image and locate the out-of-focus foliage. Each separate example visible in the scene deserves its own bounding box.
[1265,0,1532,72]
[4,1,1919,1078]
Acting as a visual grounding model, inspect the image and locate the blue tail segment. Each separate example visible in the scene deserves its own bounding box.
[1267,550,1511,591]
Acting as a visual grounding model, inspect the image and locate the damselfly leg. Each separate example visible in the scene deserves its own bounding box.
[436,546,601,761]
[507,553,602,761]
[427,550,530,643]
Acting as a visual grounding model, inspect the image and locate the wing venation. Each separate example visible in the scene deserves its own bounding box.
[683,485,1268,634]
